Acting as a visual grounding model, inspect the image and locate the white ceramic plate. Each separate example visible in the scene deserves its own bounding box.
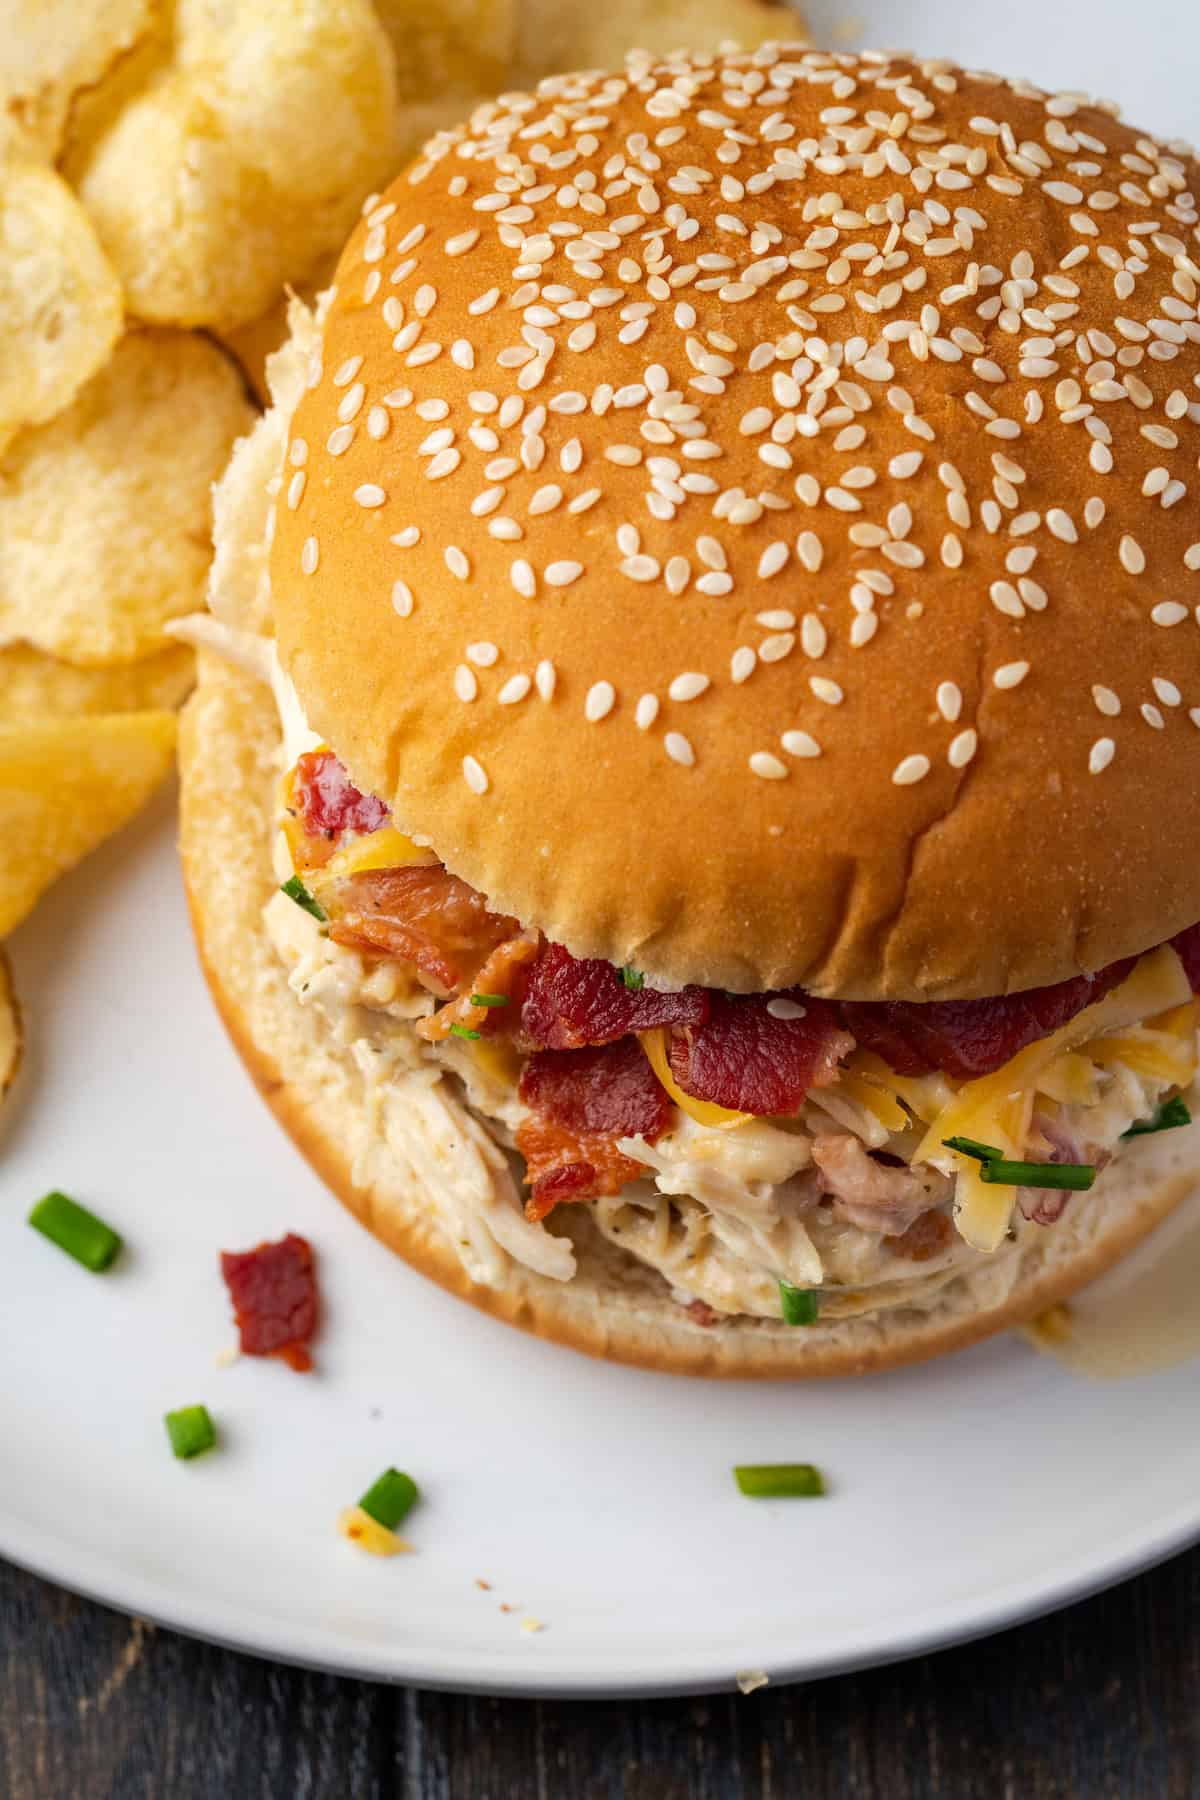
[4,5,1200,1698]
[2,790,1198,1697]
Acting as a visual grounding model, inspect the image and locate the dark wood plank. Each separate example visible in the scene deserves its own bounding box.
[1,1547,1197,1799]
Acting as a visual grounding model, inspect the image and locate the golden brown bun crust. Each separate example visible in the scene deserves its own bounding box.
[178,651,1196,1376]
[270,47,1200,1001]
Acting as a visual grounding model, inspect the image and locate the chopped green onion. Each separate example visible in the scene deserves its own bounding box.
[358,1467,419,1530]
[1123,1096,1192,1139]
[470,993,509,1008]
[734,1464,826,1499]
[978,1159,1096,1191]
[280,875,326,922]
[449,1024,481,1040]
[778,1280,819,1326]
[943,1135,1004,1164]
[28,1191,122,1272]
[165,1405,217,1460]
[621,966,645,991]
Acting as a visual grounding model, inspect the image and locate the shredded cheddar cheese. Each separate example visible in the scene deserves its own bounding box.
[639,1028,752,1131]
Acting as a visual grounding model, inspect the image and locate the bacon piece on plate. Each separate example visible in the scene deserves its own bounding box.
[842,959,1134,1082]
[517,1036,671,1218]
[667,993,853,1116]
[1171,921,1200,991]
[219,1233,318,1372]
[291,750,390,845]
[328,866,519,996]
[521,942,709,1049]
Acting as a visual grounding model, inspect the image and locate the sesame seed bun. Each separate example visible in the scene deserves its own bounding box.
[179,649,1198,1375]
[269,46,1200,1001]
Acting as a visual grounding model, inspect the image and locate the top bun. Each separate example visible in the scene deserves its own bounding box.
[270,46,1200,1001]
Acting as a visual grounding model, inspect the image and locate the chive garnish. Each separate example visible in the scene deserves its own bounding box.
[778,1280,819,1326]
[450,1024,481,1040]
[621,966,645,991]
[28,1191,122,1272]
[165,1405,217,1460]
[470,993,509,1008]
[734,1464,826,1499]
[943,1135,1005,1164]
[358,1468,419,1530]
[280,874,327,921]
[1123,1095,1192,1139]
[943,1137,1096,1189]
[978,1159,1096,1190]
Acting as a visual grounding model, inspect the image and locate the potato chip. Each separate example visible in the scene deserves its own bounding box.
[0,330,252,666]
[0,0,153,160]
[514,0,806,83]
[0,643,195,721]
[0,712,176,938]
[0,948,21,1103]
[0,162,123,458]
[68,0,397,330]
[372,0,515,163]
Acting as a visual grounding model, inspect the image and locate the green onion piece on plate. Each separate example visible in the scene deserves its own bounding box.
[449,1024,481,1040]
[734,1464,826,1499]
[778,1280,819,1326]
[942,1135,1004,1164]
[165,1405,217,1460]
[470,993,509,1008]
[621,966,645,991]
[978,1159,1096,1190]
[28,1191,122,1272]
[1123,1095,1191,1139]
[280,874,327,922]
[358,1467,419,1530]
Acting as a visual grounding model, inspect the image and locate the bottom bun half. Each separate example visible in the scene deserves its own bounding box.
[179,652,1200,1378]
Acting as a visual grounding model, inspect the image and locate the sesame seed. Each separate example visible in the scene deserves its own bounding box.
[462,756,489,795]
[936,682,963,722]
[781,730,821,759]
[391,580,413,617]
[1119,535,1146,574]
[1153,678,1182,707]
[286,471,305,510]
[892,754,932,786]
[669,672,710,702]
[498,674,531,704]
[993,661,1030,690]
[445,547,470,581]
[586,681,615,722]
[1092,685,1121,716]
[766,997,807,1019]
[749,752,788,780]
[664,731,695,767]
[1141,703,1166,730]
[810,676,843,706]
[758,541,789,578]
[425,448,461,480]
[300,536,318,575]
[510,560,536,598]
[534,660,556,701]
[1151,602,1188,627]
[620,555,660,582]
[1088,737,1116,774]
[326,425,355,456]
[454,665,477,703]
[730,647,756,684]
[635,694,659,730]
[466,642,498,667]
[545,561,583,587]
[332,356,362,387]
[948,729,977,769]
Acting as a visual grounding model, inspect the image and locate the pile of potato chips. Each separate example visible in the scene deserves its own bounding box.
[0,0,804,1098]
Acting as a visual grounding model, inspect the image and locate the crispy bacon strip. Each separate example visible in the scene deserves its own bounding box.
[668,994,853,1116]
[840,959,1135,1082]
[327,866,520,997]
[219,1234,318,1372]
[288,750,389,869]
[417,931,540,1042]
[517,1037,671,1218]
[521,943,708,1049]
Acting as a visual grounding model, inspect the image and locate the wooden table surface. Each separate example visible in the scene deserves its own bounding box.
[1,1544,1196,1797]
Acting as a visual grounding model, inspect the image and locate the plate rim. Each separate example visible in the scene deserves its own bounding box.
[3,1499,1197,1697]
